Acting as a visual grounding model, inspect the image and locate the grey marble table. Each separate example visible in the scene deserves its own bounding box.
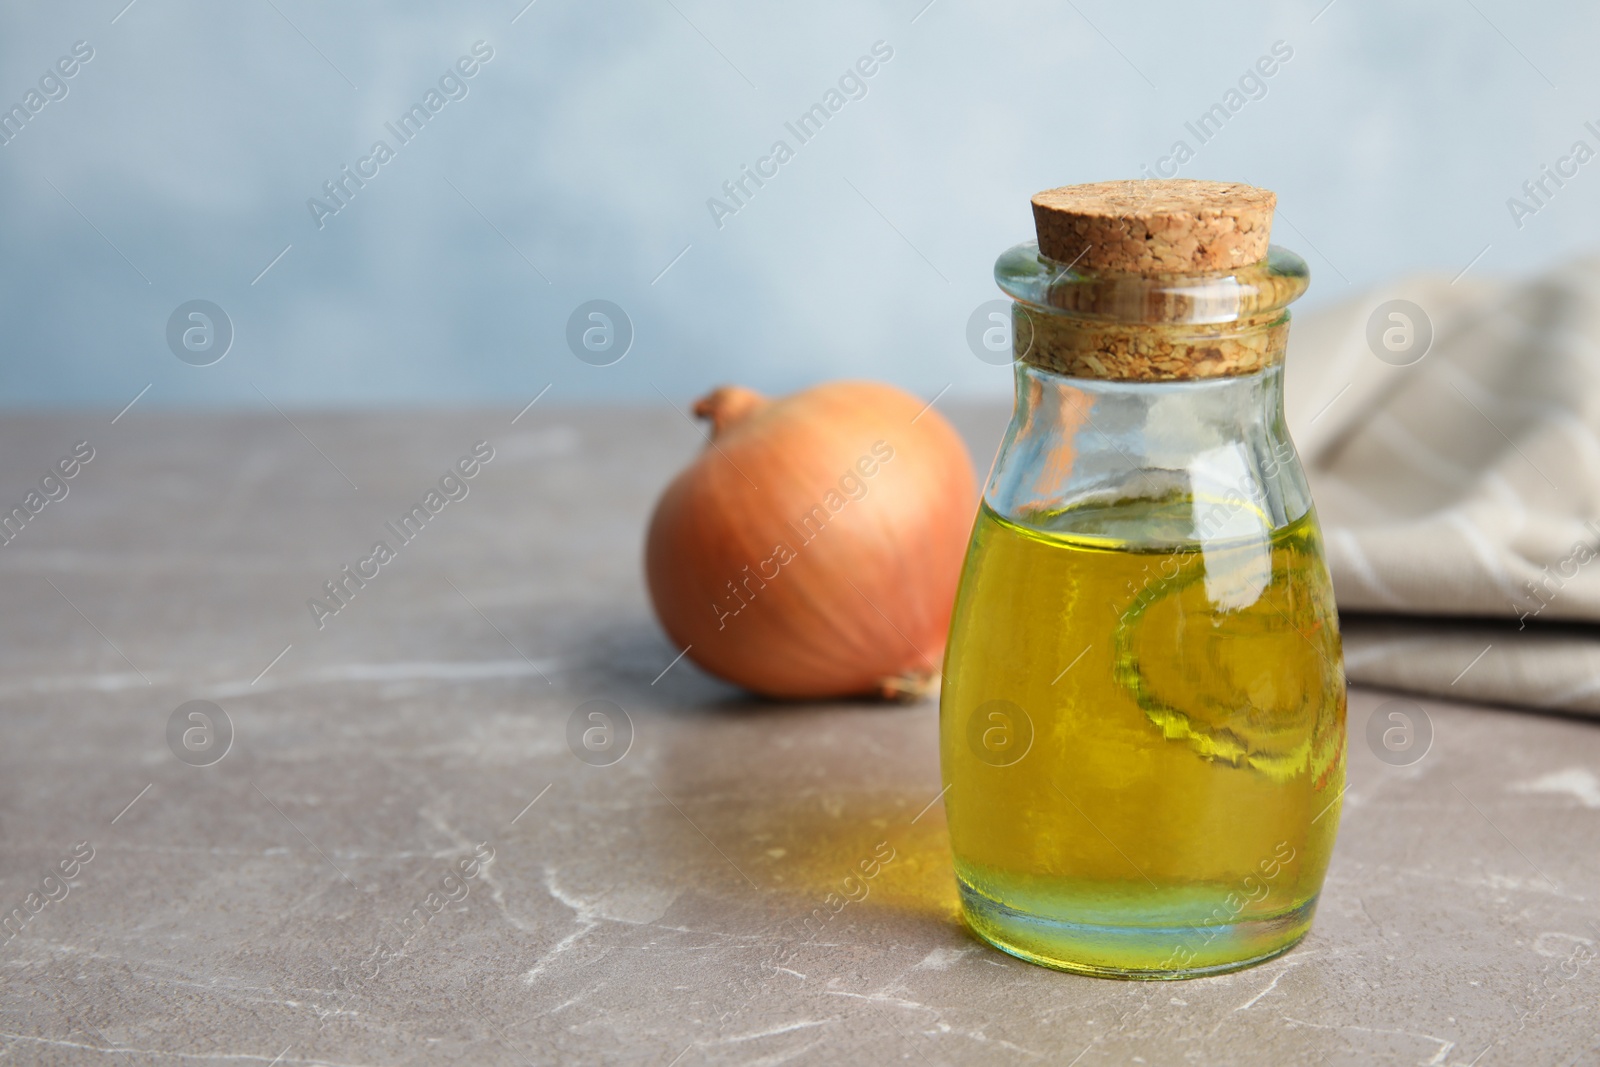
[1,406,1597,1066]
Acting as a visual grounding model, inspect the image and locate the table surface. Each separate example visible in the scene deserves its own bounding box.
[1,406,1597,1067]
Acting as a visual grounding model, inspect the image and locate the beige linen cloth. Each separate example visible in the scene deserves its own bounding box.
[1283,255,1600,717]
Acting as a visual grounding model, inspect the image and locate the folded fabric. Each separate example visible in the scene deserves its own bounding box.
[1283,256,1600,717]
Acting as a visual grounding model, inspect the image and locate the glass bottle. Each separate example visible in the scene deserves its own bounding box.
[940,181,1345,979]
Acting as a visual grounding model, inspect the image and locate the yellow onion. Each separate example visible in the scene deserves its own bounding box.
[645,381,977,700]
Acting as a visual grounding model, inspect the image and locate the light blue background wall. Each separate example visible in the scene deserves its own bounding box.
[0,0,1594,408]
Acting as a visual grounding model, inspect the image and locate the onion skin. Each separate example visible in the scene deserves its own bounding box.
[645,381,977,700]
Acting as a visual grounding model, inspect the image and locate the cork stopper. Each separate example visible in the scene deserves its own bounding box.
[1031,180,1275,275]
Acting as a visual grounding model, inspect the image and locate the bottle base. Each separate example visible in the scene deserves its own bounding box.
[958,878,1317,980]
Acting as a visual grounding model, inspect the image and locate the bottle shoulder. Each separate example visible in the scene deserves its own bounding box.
[984,363,1315,548]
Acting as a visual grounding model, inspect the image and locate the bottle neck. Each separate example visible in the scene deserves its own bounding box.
[985,361,1314,546]
[995,241,1310,383]
[1016,305,1289,382]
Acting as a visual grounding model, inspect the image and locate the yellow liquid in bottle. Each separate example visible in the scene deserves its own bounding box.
[940,498,1345,978]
